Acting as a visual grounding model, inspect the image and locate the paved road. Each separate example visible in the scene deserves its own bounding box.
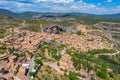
[96,51,120,57]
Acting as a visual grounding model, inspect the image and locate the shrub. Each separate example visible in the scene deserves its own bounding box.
[76,31,83,35]
[14,68,19,75]
[19,52,26,57]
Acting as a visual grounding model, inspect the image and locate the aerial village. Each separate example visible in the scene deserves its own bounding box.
[0,24,115,80]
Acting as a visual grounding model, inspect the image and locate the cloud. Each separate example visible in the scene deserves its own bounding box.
[0,0,119,14]
[97,3,102,5]
[114,6,120,11]
[107,0,112,2]
[0,0,35,12]
[71,5,78,9]
[35,0,74,3]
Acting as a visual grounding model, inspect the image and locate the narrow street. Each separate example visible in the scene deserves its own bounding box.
[26,57,35,80]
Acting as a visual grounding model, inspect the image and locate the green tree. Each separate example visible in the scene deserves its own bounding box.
[34,59,42,64]
[29,72,35,77]
[108,72,114,78]
[69,72,79,80]
[96,69,108,79]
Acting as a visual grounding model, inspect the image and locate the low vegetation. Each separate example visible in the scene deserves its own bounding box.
[68,72,79,80]
[87,49,116,55]
[0,28,6,38]
[70,49,120,80]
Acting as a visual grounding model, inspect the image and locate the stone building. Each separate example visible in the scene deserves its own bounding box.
[59,54,74,71]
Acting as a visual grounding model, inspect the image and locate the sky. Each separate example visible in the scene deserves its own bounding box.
[0,0,120,14]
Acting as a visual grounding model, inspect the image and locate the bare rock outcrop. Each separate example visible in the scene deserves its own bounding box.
[43,25,65,34]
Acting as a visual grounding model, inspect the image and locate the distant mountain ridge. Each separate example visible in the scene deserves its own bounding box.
[0,9,17,17]
[0,9,120,19]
